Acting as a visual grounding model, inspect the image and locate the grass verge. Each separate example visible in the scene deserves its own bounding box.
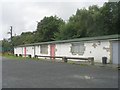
[2,53,39,60]
[2,53,91,66]
[67,60,89,66]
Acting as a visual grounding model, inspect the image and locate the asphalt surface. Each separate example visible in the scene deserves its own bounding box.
[2,57,119,88]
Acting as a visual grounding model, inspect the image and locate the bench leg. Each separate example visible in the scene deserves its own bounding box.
[88,57,94,65]
[91,59,94,65]
[35,55,38,58]
[62,57,67,63]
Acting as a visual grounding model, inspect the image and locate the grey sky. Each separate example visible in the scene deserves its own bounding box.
[1,0,108,40]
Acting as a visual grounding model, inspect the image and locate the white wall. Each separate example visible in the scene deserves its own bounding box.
[14,45,50,58]
[14,40,111,63]
[84,41,110,63]
[56,43,71,57]
[26,46,34,57]
[14,47,23,56]
[55,41,110,63]
[35,45,40,55]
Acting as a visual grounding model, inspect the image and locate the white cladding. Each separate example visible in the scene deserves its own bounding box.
[112,41,120,64]
[14,40,111,63]
[55,41,110,63]
[26,46,35,57]
[14,47,23,55]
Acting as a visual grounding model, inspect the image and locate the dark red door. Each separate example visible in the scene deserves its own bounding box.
[50,44,55,59]
[24,47,26,57]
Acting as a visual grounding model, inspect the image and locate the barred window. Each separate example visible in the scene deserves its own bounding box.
[40,45,48,54]
[71,43,85,55]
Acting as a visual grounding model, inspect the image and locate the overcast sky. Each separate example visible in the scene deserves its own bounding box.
[0,0,108,40]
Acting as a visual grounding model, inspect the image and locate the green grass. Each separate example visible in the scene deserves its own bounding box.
[67,60,89,66]
[3,54,27,60]
[2,54,91,66]
[0,53,2,56]
[2,53,39,60]
[2,53,54,62]
[67,60,76,64]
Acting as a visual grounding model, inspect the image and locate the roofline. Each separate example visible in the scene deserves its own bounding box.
[15,34,120,47]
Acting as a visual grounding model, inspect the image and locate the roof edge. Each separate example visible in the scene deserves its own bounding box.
[15,34,120,47]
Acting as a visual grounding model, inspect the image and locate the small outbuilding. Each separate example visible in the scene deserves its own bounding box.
[14,34,120,65]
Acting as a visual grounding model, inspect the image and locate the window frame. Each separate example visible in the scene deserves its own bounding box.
[40,44,48,54]
[71,42,85,55]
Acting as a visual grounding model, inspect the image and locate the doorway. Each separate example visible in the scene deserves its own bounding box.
[112,41,120,65]
[24,47,26,57]
[50,44,55,59]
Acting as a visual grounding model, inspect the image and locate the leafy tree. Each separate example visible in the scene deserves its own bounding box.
[54,22,78,40]
[12,32,34,46]
[100,2,119,35]
[2,2,119,50]
[2,39,11,52]
[35,16,64,42]
[116,1,120,34]
[55,2,119,40]
[55,8,95,39]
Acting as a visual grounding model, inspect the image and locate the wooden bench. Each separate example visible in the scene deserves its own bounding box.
[35,55,94,65]
[35,55,63,59]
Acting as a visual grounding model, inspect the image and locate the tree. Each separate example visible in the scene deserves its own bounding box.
[35,16,64,42]
[100,2,119,35]
[3,2,119,48]
[2,39,11,53]
[54,2,119,40]
[55,8,95,40]
[12,32,34,46]
[69,8,89,37]
[54,22,78,40]
[117,1,120,34]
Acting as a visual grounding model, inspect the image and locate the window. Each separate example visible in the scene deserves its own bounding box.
[71,43,85,55]
[40,45,48,54]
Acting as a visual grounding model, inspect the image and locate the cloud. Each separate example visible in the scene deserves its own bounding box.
[2,0,108,3]
[0,3,2,40]
[2,2,27,39]
[1,1,107,40]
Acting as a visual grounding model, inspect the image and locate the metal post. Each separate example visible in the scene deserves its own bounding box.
[7,26,13,54]
[62,57,67,63]
[10,26,13,54]
[10,26,13,42]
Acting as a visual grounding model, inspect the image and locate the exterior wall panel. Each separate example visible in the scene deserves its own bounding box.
[55,41,110,63]
[14,47,23,56]
[35,45,40,55]
[112,41,120,64]
[26,46,34,57]
[84,41,110,63]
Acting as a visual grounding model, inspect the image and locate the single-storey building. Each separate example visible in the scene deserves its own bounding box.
[14,34,120,65]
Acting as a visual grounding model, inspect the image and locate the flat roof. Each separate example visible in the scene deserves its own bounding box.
[15,34,120,47]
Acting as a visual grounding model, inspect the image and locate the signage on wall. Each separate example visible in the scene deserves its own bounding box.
[92,41,101,48]
[103,47,110,52]
[92,43,97,48]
